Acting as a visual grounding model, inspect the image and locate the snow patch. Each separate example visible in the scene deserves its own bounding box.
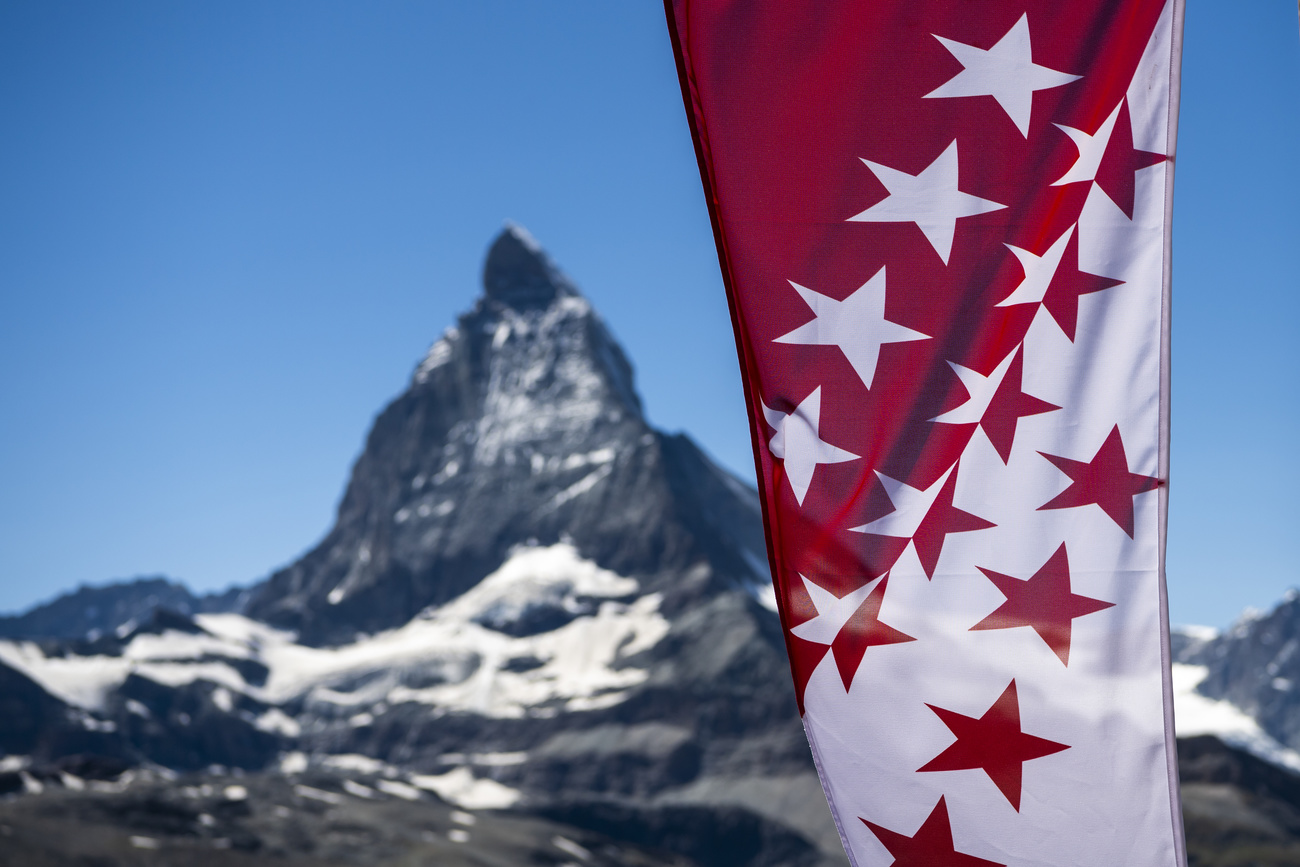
[1173,663,1300,772]
[342,779,377,799]
[0,756,29,773]
[549,465,612,509]
[1176,625,1220,643]
[452,751,527,767]
[411,768,520,810]
[376,778,423,801]
[295,784,344,805]
[278,752,309,775]
[322,754,389,776]
[258,543,667,719]
[553,836,592,861]
[255,708,301,737]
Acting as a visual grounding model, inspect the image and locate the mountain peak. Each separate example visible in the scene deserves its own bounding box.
[246,225,768,646]
[482,222,575,311]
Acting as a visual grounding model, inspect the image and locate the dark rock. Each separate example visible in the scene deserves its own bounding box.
[535,801,822,867]
[1179,735,1300,865]
[108,675,279,771]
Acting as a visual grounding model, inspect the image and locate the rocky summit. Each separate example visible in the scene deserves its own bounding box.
[0,225,846,867]
[245,224,771,647]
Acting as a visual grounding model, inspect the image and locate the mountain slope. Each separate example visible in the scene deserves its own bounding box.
[245,225,769,647]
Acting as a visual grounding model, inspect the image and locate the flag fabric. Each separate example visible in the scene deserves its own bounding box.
[665,2,1185,865]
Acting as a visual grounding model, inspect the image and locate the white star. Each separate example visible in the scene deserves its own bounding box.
[849,141,1005,265]
[925,14,1081,137]
[996,225,1074,308]
[1052,103,1122,187]
[850,465,955,537]
[774,269,928,389]
[762,387,858,506]
[929,351,1017,424]
[789,574,879,645]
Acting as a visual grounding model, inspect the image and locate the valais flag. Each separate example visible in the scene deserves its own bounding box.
[665,1,1186,865]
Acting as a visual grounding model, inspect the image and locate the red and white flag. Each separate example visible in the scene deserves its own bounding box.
[665,2,1185,864]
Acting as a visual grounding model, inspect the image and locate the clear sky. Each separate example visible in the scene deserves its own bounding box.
[1,2,1296,629]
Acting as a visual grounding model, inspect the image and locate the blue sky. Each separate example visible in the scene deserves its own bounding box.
[0,2,1295,629]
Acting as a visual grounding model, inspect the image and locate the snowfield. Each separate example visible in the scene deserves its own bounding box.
[1172,662,1300,771]
[0,543,669,723]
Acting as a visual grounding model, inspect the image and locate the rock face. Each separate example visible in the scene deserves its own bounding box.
[245,225,769,647]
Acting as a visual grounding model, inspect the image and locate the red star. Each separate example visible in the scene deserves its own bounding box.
[830,575,915,691]
[786,636,830,717]
[1038,425,1162,537]
[971,543,1114,665]
[861,797,1004,867]
[1040,229,1123,341]
[912,469,996,579]
[918,680,1068,810]
[1095,100,1168,220]
[979,347,1059,463]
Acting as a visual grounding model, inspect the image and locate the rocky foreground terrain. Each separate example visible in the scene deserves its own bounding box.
[2,226,1300,866]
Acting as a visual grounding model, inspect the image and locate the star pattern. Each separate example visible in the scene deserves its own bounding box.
[666,3,1181,859]
[850,141,1006,264]
[918,681,1069,810]
[775,270,928,389]
[829,575,915,689]
[931,346,1058,462]
[851,464,994,579]
[762,387,859,506]
[1053,100,1168,219]
[861,797,1005,867]
[971,543,1114,665]
[1038,425,1162,537]
[925,14,1080,137]
[789,574,915,691]
[790,573,877,645]
[999,225,1123,341]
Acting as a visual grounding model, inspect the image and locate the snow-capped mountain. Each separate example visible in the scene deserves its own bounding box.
[0,225,841,867]
[1171,593,1300,772]
[243,224,772,646]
